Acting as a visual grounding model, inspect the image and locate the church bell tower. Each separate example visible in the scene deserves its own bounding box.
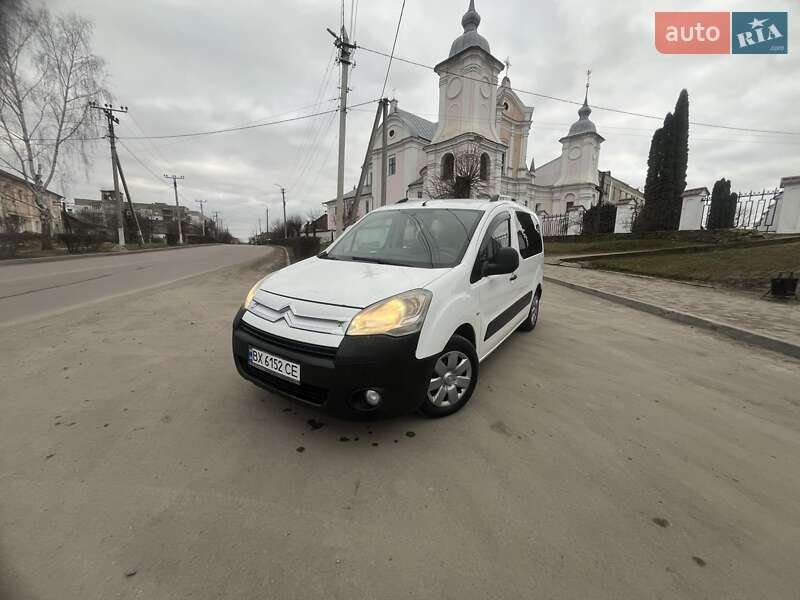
[430,1,505,145]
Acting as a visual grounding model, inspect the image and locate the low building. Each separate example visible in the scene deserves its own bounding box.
[70,198,105,223]
[0,168,64,234]
[71,190,188,228]
[303,213,334,241]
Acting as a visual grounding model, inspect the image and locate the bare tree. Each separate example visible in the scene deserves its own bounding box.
[425,142,490,200]
[305,207,322,236]
[285,214,303,238]
[0,3,109,249]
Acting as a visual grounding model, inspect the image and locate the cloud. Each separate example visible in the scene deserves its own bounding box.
[38,0,798,240]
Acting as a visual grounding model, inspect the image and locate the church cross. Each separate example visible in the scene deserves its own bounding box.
[504,56,512,77]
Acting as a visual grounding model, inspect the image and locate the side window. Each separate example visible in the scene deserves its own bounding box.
[516,211,542,259]
[472,214,512,282]
[487,216,511,261]
[517,227,529,255]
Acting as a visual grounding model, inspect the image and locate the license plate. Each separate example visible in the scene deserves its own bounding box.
[248,346,300,383]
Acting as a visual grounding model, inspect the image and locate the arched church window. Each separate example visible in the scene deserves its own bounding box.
[503,101,509,111]
[441,153,455,180]
[479,153,490,181]
[389,129,395,138]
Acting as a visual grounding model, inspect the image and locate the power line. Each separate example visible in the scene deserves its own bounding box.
[286,47,340,189]
[117,140,175,190]
[119,100,379,140]
[292,110,338,199]
[125,111,175,171]
[348,106,800,145]
[30,100,380,144]
[356,44,800,137]
[380,0,406,99]
[352,0,360,41]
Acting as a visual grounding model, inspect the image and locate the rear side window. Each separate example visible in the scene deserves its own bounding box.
[516,211,542,259]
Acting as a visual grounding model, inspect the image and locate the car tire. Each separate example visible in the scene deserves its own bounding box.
[517,290,541,332]
[420,334,479,418]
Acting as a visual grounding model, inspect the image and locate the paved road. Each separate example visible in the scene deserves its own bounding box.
[1,254,798,599]
[0,245,276,326]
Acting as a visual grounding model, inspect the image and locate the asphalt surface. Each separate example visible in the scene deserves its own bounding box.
[0,245,273,326]
[1,248,799,599]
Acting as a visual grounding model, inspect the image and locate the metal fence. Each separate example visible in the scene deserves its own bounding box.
[701,188,782,232]
[538,206,586,237]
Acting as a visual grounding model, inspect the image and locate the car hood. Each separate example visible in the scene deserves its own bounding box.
[259,257,447,309]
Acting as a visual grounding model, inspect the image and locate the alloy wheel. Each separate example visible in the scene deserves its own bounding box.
[428,350,472,407]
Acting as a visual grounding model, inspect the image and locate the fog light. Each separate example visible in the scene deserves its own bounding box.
[364,389,382,407]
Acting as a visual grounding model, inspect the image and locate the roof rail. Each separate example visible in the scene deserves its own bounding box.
[396,198,408,204]
[490,194,517,203]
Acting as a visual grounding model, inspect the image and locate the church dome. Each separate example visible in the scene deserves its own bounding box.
[448,0,491,57]
[567,96,597,136]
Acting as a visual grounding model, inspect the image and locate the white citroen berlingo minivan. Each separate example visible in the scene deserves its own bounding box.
[232,199,543,418]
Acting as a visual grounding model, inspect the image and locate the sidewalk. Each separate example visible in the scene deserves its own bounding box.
[0,242,221,267]
[545,263,800,358]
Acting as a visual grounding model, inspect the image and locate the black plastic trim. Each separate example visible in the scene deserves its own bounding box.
[484,291,533,340]
[232,308,437,418]
[239,319,338,358]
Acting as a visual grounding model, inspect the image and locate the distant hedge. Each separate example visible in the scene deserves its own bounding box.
[268,236,320,261]
[57,232,112,254]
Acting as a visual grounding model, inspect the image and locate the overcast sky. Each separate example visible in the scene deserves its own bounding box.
[42,0,798,241]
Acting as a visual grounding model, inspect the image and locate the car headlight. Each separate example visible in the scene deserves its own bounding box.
[243,276,269,308]
[346,289,432,337]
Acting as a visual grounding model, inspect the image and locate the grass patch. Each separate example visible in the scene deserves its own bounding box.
[546,239,706,255]
[124,242,171,251]
[585,241,800,290]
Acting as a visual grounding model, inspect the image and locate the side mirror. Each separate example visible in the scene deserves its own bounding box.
[483,246,519,276]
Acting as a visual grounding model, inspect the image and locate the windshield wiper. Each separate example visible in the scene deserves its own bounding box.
[349,256,388,264]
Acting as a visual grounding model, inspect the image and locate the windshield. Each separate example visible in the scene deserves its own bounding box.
[324,208,483,268]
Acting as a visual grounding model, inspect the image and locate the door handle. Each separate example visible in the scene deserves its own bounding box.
[509,274,518,281]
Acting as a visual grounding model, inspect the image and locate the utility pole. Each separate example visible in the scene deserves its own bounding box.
[90,102,129,248]
[265,207,269,238]
[212,210,220,241]
[381,98,388,206]
[258,217,262,240]
[195,199,207,237]
[114,151,145,247]
[349,99,385,225]
[164,174,185,244]
[275,184,287,238]
[328,26,355,238]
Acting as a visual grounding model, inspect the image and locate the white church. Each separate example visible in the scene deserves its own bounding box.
[325,0,643,225]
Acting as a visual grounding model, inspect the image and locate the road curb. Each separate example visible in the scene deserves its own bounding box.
[554,235,800,265]
[544,275,800,360]
[0,243,223,267]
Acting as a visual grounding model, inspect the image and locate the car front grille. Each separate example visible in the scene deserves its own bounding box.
[239,320,338,359]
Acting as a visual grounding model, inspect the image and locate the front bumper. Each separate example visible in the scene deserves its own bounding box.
[231,308,437,418]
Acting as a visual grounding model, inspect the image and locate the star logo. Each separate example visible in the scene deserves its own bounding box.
[748,17,768,29]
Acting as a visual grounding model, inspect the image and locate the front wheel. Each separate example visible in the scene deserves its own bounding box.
[517,290,541,332]
[420,335,479,418]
